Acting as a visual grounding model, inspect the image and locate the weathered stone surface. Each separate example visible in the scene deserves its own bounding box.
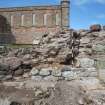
[23,54,32,60]
[79,30,90,37]
[0,85,35,105]
[79,58,94,68]
[96,59,105,69]
[61,66,71,72]
[31,76,42,81]
[78,69,97,77]
[98,31,105,37]
[80,38,90,44]
[98,69,105,82]
[92,44,105,53]
[43,75,58,81]
[48,81,98,105]
[23,73,30,78]
[52,70,62,77]
[71,67,97,78]
[75,77,102,90]
[0,63,9,71]
[39,68,51,76]
[1,28,105,105]
[85,48,92,55]
[2,75,12,81]
[33,40,40,45]
[0,70,7,75]
[0,57,22,71]
[14,69,24,76]
[62,71,77,80]
[30,67,39,76]
[0,75,5,80]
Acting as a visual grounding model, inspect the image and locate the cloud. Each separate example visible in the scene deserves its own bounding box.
[96,14,105,19]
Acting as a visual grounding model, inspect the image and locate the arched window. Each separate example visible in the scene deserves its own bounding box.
[10,15,14,26]
[32,14,36,26]
[44,14,47,26]
[56,14,59,25]
[21,14,24,26]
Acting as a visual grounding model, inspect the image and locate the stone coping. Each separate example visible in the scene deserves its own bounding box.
[0,5,61,12]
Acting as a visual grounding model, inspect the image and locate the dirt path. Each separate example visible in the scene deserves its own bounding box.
[0,85,35,105]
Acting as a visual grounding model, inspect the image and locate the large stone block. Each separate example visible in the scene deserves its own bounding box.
[52,70,62,77]
[39,68,52,76]
[80,38,90,44]
[96,59,105,69]
[92,44,105,53]
[62,71,77,81]
[30,68,39,76]
[79,58,94,68]
[98,69,105,82]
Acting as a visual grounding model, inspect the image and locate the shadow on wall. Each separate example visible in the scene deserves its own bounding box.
[0,15,16,44]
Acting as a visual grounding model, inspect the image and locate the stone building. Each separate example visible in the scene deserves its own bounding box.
[0,0,70,44]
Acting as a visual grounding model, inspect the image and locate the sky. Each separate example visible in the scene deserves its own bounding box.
[0,0,105,29]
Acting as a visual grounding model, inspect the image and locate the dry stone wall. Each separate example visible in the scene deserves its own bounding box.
[0,27,105,82]
[0,30,80,81]
[78,28,105,82]
[1,28,105,105]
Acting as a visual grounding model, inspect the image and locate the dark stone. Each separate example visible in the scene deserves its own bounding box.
[0,57,22,71]
[0,75,5,80]
[73,40,80,46]
[0,63,9,71]
[14,69,24,76]
[10,102,21,105]
[90,24,101,32]
[0,70,7,75]
[73,31,80,38]
[72,48,79,57]
[61,66,71,72]
[86,44,92,48]
[2,75,13,80]
[63,54,72,65]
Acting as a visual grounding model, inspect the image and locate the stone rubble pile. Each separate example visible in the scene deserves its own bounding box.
[77,27,105,83]
[0,27,105,105]
[0,31,81,80]
[33,31,73,65]
[0,28,105,82]
[1,28,105,81]
[78,29,105,65]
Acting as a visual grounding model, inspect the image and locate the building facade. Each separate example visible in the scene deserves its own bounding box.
[0,0,70,44]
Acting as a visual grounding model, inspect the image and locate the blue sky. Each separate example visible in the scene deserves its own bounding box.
[0,0,105,29]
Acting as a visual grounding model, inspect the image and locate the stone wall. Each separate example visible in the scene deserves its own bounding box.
[0,0,70,44]
[0,27,105,105]
[78,28,105,82]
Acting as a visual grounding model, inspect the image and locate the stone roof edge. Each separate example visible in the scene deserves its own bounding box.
[0,5,61,12]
